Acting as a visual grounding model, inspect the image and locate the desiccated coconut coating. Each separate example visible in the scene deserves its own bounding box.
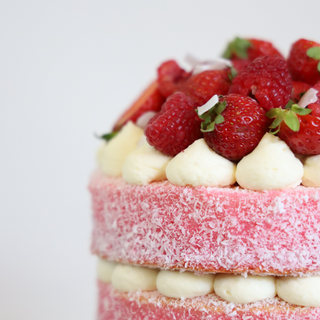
[90,171,320,276]
[98,281,320,320]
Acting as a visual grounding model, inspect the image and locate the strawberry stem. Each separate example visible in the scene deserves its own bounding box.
[197,101,227,132]
[266,104,312,134]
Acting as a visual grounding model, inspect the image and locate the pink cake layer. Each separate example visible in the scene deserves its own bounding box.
[90,170,320,275]
[98,281,320,320]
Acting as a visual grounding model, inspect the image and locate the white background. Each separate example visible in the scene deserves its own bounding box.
[1,1,320,319]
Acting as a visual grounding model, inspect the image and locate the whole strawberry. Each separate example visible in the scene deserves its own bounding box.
[145,92,202,156]
[113,80,165,131]
[229,55,292,111]
[178,69,231,106]
[291,81,312,103]
[287,39,320,86]
[157,60,190,98]
[199,94,268,161]
[223,37,284,61]
[267,84,320,154]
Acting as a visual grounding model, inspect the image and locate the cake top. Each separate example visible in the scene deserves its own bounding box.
[96,37,320,191]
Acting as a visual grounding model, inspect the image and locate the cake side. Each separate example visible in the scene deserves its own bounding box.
[98,281,320,320]
[90,171,320,275]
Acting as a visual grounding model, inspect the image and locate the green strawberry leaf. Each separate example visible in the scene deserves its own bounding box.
[291,104,312,116]
[269,113,285,129]
[99,132,117,141]
[284,111,300,132]
[266,108,282,119]
[215,114,225,124]
[201,121,215,132]
[318,61,320,73]
[222,37,251,59]
[228,67,238,81]
[215,101,227,115]
[285,100,294,109]
[307,47,320,60]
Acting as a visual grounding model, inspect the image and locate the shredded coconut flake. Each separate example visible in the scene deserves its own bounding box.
[298,88,319,109]
[197,95,219,115]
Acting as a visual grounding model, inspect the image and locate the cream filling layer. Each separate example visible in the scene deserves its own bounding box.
[97,259,320,307]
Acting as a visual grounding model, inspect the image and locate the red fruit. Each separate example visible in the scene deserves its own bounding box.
[145,92,202,156]
[201,94,268,162]
[302,81,320,117]
[278,114,320,155]
[291,81,312,103]
[157,60,190,98]
[229,55,292,111]
[231,59,249,73]
[113,80,165,131]
[287,39,320,85]
[178,69,231,106]
[247,39,284,61]
[223,37,283,61]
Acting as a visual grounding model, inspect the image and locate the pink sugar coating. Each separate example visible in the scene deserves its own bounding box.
[90,170,320,275]
[98,281,320,320]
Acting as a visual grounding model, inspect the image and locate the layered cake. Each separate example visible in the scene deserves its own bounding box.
[90,37,320,319]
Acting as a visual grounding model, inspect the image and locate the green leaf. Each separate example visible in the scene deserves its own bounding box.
[269,113,285,129]
[318,61,320,73]
[285,100,294,109]
[307,47,320,60]
[284,111,300,132]
[222,37,251,59]
[228,67,238,81]
[266,108,281,119]
[269,127,280,135]
[196,109,207,120]
[215,101,227,115]
[291,104,312,116]
[99,132,117,141]
[215,114,224,124]
[201,121,215,132]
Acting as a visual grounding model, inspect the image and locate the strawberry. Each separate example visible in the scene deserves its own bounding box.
[223,37,284,61]
[287,39,320,86]
[157,60,190,98]
[145,92,202,156]
[198,94,268,162]
[266,84,320,155]
[229,55,292,111]
[113,80,165,131]
[178,69,231,106]
[291,81,312,103]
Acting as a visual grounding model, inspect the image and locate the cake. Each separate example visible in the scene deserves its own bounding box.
[90,37,320,320]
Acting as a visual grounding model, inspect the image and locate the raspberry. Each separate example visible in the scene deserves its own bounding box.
[288,39,320,86]
[145,92,202,156]
[229,55,292,110]
[200,94,268,162]
[157,60,190,98]
[178,69,231,106]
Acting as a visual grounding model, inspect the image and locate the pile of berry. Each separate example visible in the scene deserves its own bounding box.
[112,38,320,162]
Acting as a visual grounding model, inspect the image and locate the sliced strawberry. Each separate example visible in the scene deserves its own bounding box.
[113,80,165,132]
